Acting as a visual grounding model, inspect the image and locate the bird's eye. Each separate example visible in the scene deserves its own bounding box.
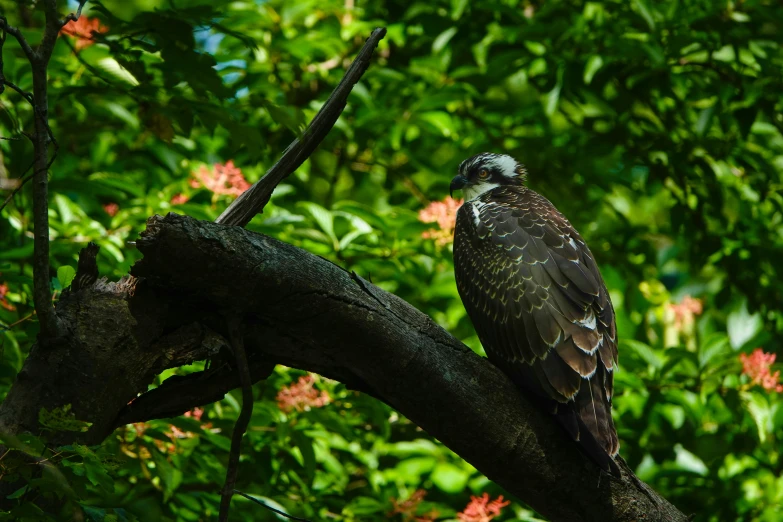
[478,169,490,179]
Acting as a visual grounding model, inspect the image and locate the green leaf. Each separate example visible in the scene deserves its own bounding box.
[632,0,656,30]
[151,451,183,500]
[238,495,293,522]
[741,391,772,444]
[81,505,107,522]
[342,496,384,516]
[450,0,469,20]
[261,100,307,135]
[524,41,547,56]
[699,333,731,369]
[54,194,78,225]
[6,485,27,499]
[417,111,455,138]
[299,202,336,242]
[393,456,437,481]
[39,405,93,433]
[659,348,698,379]
[57,266,77,289]
[292,429,316,484]
[583,55,604,84]
[383,439,441,457]
[622,339,664,370]
[97,58,141,86]
[727,299,763,349]
[84,459,115,493]
[695,105,715,136]
[433,28,458,53]
[545,66,564,116]
[430,462,470,493]
[673,444,708,476]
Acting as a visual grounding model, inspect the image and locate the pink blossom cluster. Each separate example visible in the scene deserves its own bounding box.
[60,17,109,50]
[418,196,463,245]
[388,489,439,522]
[457,493,510,522]
[103,202,119,217]
[275,374,331,413]
[0,281,15,311]
[190,160,250,197]
[667,295,703,330]
[171,193,190,205]
[741,348,783,393]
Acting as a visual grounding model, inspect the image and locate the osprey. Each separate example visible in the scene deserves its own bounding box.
[450,152,619,473]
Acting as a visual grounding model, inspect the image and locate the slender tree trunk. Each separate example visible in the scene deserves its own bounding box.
[30,58,58,339]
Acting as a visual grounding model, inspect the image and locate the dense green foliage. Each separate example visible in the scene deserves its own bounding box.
[1,0,783,520]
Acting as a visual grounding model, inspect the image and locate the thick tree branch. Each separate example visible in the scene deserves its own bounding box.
[0,214,688,521]
[216,27,387,227]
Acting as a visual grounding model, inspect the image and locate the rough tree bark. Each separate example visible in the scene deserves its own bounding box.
[0,214,688,522]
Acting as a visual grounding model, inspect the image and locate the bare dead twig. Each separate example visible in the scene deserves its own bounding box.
[215,27,387,227]
[0,312,36,331]
[0,168,34,213]
[60,1,89,28]
[1,80,33,105]
[218,319,254,522]
[0,17,35,61]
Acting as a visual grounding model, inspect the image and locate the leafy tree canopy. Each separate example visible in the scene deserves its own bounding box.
[1,0,782,520]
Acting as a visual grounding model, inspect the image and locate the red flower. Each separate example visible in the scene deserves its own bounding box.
[276,374,330,413]
[0,282,15,311]
[388,490,439,522]
[667,295,703,331]
[171,193,190,205]
[60,17,108,50]
[184,406,213,429]
[418,196,463,245]
[184,407,204,421]
[167,425,193,439]
[131,422,148,437]
[457,494,510,522]
[103,202,119,217]
[153,439,177,455]
[740,348,783,393]
[190,160,250,197]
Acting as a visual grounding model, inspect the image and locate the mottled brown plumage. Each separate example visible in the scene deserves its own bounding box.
[451,153,619,473]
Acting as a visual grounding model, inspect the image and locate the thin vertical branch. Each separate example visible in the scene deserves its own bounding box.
[26,1,67,340]
[218,319,254,522]
[3,1,88,340]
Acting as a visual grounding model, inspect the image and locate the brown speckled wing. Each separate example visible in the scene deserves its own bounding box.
[453,186,619,458]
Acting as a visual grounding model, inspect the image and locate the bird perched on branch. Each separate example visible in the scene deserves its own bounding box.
[450,153,620,474]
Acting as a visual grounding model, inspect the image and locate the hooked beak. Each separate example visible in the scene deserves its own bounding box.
[450,175,469,197]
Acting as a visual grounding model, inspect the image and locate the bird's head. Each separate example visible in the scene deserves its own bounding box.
[450,153,526,201]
